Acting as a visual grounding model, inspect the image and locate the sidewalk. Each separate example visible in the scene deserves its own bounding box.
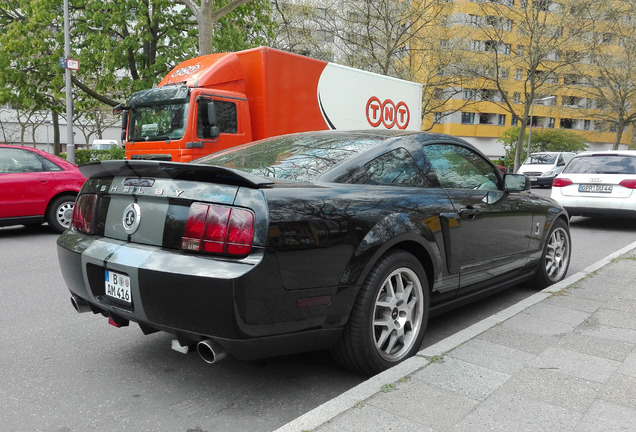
[276,242,636,432]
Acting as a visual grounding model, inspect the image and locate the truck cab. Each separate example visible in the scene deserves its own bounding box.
[122,85,252,162]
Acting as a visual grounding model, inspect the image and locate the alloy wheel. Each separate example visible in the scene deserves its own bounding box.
[372,267,424,362]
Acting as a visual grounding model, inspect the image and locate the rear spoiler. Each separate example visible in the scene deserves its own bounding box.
[79,160,274,189]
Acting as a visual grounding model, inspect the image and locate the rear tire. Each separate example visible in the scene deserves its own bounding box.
[47,195,76,233]
[332,250,429,375]
[534,218,570,288]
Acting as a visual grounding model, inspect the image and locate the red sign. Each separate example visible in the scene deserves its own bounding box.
[66,59,79,71]
[366,97,410,130]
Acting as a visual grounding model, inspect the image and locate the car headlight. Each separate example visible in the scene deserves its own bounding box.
[542,170,556,177]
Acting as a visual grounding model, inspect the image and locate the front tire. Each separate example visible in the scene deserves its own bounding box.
[534,218,571,288]
[47,195,76,233]
[332,250,430,375]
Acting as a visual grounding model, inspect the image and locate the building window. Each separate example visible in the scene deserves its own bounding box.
[434,112,443,124]
[584,119,591,130]
[561,118,573,129]
[504,44,511,55]
[512,115,519,126]
[513,92,521,103]
[515,69,523,80]
[464,89,474,100]
[498,114,506,126]
[461,112,475,124]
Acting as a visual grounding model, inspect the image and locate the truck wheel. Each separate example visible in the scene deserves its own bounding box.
[47,195,76,233]
[332,250,429,375]
[534,218,570,288]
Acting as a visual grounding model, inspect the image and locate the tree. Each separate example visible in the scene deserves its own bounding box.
[458,0,599,172]
[580,1,636,150]
[175,0,274,56]
[0,0,273,154]
[498,126,587,169]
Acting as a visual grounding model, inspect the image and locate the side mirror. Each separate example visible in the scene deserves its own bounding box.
[206,102,220,138]
[120,109,129,142]
[504,173,530,192]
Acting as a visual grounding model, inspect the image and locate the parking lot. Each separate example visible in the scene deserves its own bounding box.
[1,208,635,431]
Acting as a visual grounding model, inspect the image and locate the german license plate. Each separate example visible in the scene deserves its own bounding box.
[530,177,538,181]
[579,184,613,193]
[104,270,132,304]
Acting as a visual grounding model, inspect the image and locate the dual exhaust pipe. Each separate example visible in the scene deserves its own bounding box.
[71,295,228,364]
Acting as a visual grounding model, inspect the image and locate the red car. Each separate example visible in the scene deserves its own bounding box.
[0,144,86,233]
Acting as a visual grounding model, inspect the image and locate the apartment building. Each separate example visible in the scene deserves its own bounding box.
[421,0,634,155]
[274,0,635,157]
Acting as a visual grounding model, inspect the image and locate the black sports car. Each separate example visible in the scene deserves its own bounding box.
[57,131,571,374]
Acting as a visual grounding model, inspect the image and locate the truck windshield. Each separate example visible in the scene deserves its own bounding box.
[128,102,189,141]
[523,154,556,165]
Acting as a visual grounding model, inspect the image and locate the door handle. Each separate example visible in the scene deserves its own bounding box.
[459,206,481,220]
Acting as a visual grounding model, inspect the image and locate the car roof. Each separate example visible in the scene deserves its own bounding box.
[573,150,636,157]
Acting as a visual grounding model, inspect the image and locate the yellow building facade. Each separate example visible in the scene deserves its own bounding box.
[418,0,633,157]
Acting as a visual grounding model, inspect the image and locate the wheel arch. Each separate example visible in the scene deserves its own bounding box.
[345,233,439,295]
[45,191,78,216]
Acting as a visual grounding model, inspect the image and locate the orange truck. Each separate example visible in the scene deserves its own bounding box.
[116,46,423,162]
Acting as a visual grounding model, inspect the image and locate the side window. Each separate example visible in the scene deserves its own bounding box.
[423,144,500,190]
[557,154,565,166]
[197,99,237,138]
[0,148,45,174]
[336,148,429,186]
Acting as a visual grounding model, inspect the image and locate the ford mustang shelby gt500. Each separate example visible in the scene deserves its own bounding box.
[57,131,571,374]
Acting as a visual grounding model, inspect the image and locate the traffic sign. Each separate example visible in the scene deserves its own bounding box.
[66,59,79,71]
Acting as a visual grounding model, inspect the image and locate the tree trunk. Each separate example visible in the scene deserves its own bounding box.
[612,127,623,150]
[52,111,61,156]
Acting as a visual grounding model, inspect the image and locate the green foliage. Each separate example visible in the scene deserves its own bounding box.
[61,146,125,164]
[0,0,275,115]
[0,0,65,110]
[498,127,588,168]
[73,0,199,101]
[211,0,276,53]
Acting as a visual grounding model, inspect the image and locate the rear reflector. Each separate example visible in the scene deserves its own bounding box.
[552,178,573,188]
[71,194,98,234]
[619,179,636,189]
[181,203,254,256]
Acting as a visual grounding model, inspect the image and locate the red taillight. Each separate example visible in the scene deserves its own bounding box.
[619,179,636,189]
[71,194,98,234]
[552,178,573,188]
[181,204,254,256]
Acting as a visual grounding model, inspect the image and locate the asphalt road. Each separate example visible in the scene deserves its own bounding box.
[1,194,634,432]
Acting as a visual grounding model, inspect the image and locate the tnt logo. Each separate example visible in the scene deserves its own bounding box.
[171,64,201,78]
[366,97,410,130]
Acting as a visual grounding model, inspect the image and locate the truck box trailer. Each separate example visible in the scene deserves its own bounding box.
[117,46,423,162]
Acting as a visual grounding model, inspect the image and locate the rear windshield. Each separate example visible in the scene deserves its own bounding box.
[195,134,385,182]
[563,155,636,174]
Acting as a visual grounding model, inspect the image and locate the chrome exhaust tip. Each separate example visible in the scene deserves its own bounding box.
[70,295,91,313]
[196,339,228,364]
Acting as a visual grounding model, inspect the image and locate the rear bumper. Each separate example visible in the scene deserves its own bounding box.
[564,206,636,218]
[56,230,344,359]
